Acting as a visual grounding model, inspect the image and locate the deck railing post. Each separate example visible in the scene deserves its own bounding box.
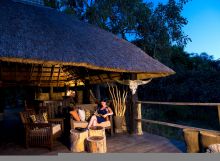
[218,105,220,126]
[136,102,143,135]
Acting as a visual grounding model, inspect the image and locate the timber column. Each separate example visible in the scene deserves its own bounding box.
[130,74,138,134]
[83,79,90,104]
[0,81,4,121]
[130,74,143,135]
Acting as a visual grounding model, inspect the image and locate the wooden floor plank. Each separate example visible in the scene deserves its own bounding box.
[0,132,185,154]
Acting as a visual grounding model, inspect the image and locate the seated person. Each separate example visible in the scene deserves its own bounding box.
[87,98,113,129]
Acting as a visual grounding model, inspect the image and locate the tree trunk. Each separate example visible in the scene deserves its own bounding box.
[88,126,106,151]
[86,136,106,153]
[70,129,88,152]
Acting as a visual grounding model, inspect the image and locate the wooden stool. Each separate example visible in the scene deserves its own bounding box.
[89,126,106,152]
[70,129,88,152]
[86,136,106,153]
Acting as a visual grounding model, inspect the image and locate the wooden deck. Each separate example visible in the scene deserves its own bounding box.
[0,132,186,155]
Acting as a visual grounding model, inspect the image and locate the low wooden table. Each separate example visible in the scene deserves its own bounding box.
[87,126,107,153]
[70,129,88,152]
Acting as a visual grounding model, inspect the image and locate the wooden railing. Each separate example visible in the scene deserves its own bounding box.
[134,101,220,135]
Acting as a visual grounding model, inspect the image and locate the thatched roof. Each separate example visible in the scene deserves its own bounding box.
[0,0,175,80]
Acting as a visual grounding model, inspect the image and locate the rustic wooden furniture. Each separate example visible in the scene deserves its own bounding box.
[70,129,88,152]
[70,104,114,136]
[200,131,220,152]
[183,128,200,153]
[88,126,106,152]
[19,110,64,150]
[86,136,106,153]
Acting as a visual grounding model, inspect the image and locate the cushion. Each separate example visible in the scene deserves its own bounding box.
[29,124,61,136]
[97,120,111,127]
[72,121,88,129]
[29,114,48,123]
[29,127,49,136]
[52,124,61,135]
[30,114,37,123]
[42,112,48,123]
[84,109,91,121]
[78,109,85,121]
[70,110,81,121]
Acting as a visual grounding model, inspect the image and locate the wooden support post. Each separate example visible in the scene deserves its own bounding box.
[95,84,101,101]
[0,81,4,121]
[136,102,143,135]
[131,73,138,134]
[57,66,61,87]
[49,65,55,85]
[49,86,53,100]
[218,105,220,126]
[83,79,90,104]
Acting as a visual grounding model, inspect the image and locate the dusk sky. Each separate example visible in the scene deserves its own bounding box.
[154,0,220,59]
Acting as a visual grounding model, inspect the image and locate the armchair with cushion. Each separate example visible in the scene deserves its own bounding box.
[19,110,63,150]
[69,104,114,136]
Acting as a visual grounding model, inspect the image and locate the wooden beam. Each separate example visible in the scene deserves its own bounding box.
[97,75,104,83]
[140,119,220,134]
[57,66,61,87]
[38,64,44,86]
[138,101,220,107]
[29,64,35,81]
[49,65,55,85]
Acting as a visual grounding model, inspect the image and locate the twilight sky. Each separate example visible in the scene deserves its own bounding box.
[153,0,220,59]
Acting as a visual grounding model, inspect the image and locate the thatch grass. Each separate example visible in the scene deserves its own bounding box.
[0,0,174,79]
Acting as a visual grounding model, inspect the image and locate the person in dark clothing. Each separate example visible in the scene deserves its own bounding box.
[87,99,113,129]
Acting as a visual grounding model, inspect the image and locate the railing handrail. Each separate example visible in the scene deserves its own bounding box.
[137,101,220,106]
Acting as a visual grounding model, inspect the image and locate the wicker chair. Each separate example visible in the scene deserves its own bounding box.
[19,110,64,150]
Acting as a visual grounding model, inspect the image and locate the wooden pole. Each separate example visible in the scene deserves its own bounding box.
[95,84,101,101]
[136,102,143,135]
[0,81,4,121]
[131,73,138,134]
[49,86,53,100]
[83,79,90,104]
[218,105,220,126]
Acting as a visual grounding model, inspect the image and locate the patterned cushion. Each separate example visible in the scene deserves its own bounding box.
[84,109,95,121]
[29,114,48,123]
[42,112,48,123]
